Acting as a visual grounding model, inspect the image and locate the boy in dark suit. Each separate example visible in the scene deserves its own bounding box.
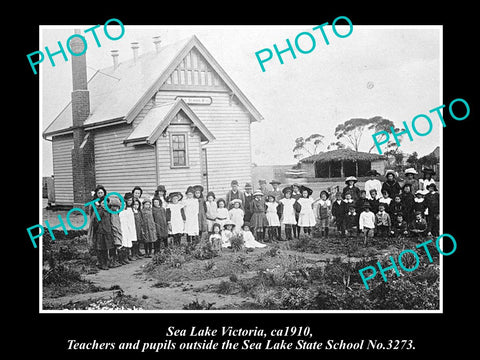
[331,192,347,237]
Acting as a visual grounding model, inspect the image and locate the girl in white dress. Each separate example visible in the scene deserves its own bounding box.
[279,187,298,240]
[228,199,244,233]
[119,193,136,261]
[221,220,235,248]
[166,192,185,246]
[205,191,218,232]
[265,193,281,241]
[183,187,199,243]
[241,223,267,248]
[297,186,316,235]
[215,198,229,229]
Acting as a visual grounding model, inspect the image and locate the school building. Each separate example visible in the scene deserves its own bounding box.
[43,34,263,207]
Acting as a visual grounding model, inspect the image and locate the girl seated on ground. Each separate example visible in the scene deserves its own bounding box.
[241,222,267,248]
[208,223,223,255]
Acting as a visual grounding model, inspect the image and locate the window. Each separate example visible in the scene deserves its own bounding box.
[170,133,188,167]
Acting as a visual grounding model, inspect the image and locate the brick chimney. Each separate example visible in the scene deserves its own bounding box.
[70,29,95,206]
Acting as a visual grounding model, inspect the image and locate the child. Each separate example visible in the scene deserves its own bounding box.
[419,168,436,191]
[154,185,168,208]
[241,222,267,248]
[141,197,157,257]
[410,211,427,238]
[229,199,244,233]
[226,180,246,210]
[193,185,208,237]
[291,183,302,238]
[297,185,316,235]
[279,187,298,240]
[184,187,200,244]
[317,190,331,237]
[343,191,355,208]
[355,190,369,214]
[390,195,404,219]
[359,203,375,245]
[425,183,440,237]
[364,170,382,200]
[331,192,347,237]
[342,176,361,201]
[402,168,419,193]
[382,170,401,199]
[152,196,168,249]
[368,189,380,214]
[132,198,144,258]
[392,213,409,238]
[413,189,427,217]
[375,204,391,238]
[119,193,136,261]
[250,190,269,241]
[205,191,218,232]
[345,204,358,237]
[215,198,229,229]
[108,195,123,267]
[265,193,281,241]
[166,192,186,246]
[269,180,283,201]
[87,184,107,249]
[379,190,392,214]
[221,220,235,248]
[401,183,415,225]
[91,199,114,270]
[132,186,143,203]
[243,183,254,224]
[208,223,223,256]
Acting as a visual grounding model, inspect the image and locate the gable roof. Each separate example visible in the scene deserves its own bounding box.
[124,98,215,145]
[43,35,263,138]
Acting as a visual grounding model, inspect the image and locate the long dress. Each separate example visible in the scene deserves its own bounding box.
[183,198,199,236]
[119,207,136,248]
[221,229,233,248]
[206,200,218,232]
[297,197,316,227]
[250,198,268,229]
[167,202,185,235]
[197,197,208,233]
[132,209,144,243]
[265,201,280,226]
[279,198,297,225]
[152,205,168,239]
[242,230,267,248]
[229,207,244,233]
[141,207,157,243]
[215,207,229,229]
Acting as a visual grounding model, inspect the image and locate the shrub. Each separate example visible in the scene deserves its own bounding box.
[230,234,245,252]
[218,280,234,294]
[182,299,215,310]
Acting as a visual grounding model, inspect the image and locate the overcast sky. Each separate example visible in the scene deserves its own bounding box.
[40,25,441,176]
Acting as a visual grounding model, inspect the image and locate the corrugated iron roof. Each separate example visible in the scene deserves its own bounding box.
[43,35,263,138]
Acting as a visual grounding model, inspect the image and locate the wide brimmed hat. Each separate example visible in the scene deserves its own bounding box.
[426,183,438,191]
[223,219,236,228]
[422,168,436,175]
[269,179,281,185]
[206,191,216,199]
[244,183,253,189]
[242,222,251,229]
[291,183,301,188]
[230,198,243,206]
[415,189,427,196]
[253,190,264,197]
[366,170,380,176]
[282,186,293,195]
[142,195,152,204]
[320,190,330,199]
[300,185,313,196]
[185,186,195,194]
[124,192,134,200]
[156,185,166,192]
[385,169,396,177]
[168,191,183,201]
[345,176,358,184]
[107,195,122,207]
[258,179,267,185]
[362,202,371,209]
[404,168,418,175]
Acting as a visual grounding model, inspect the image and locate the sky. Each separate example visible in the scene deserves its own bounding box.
[40,25,441,176]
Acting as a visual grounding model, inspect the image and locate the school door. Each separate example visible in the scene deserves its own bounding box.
[201,147,209,191]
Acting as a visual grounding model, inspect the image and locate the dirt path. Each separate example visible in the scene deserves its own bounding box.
[45,257,257,310]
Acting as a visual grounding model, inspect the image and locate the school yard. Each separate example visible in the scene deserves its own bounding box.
[41,178,441,311]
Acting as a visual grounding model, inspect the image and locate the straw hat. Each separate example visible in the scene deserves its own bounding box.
[230,199,243,206]
[404,168,418,175]
[167,191,183,202]
[282,186,293,195]
[253,190,264,197]
[223,219,236,228]
[300,185,313,196]
[345,176,358,184]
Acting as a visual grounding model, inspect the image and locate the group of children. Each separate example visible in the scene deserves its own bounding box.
[88,167,439,269]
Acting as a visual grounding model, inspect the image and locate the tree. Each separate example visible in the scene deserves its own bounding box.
[406,152,419,168]
[327,141,348,151]
[334,116,405,153]
[293,133,325,160]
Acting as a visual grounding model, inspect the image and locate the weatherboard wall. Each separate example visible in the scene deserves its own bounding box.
[51,134,74,205]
